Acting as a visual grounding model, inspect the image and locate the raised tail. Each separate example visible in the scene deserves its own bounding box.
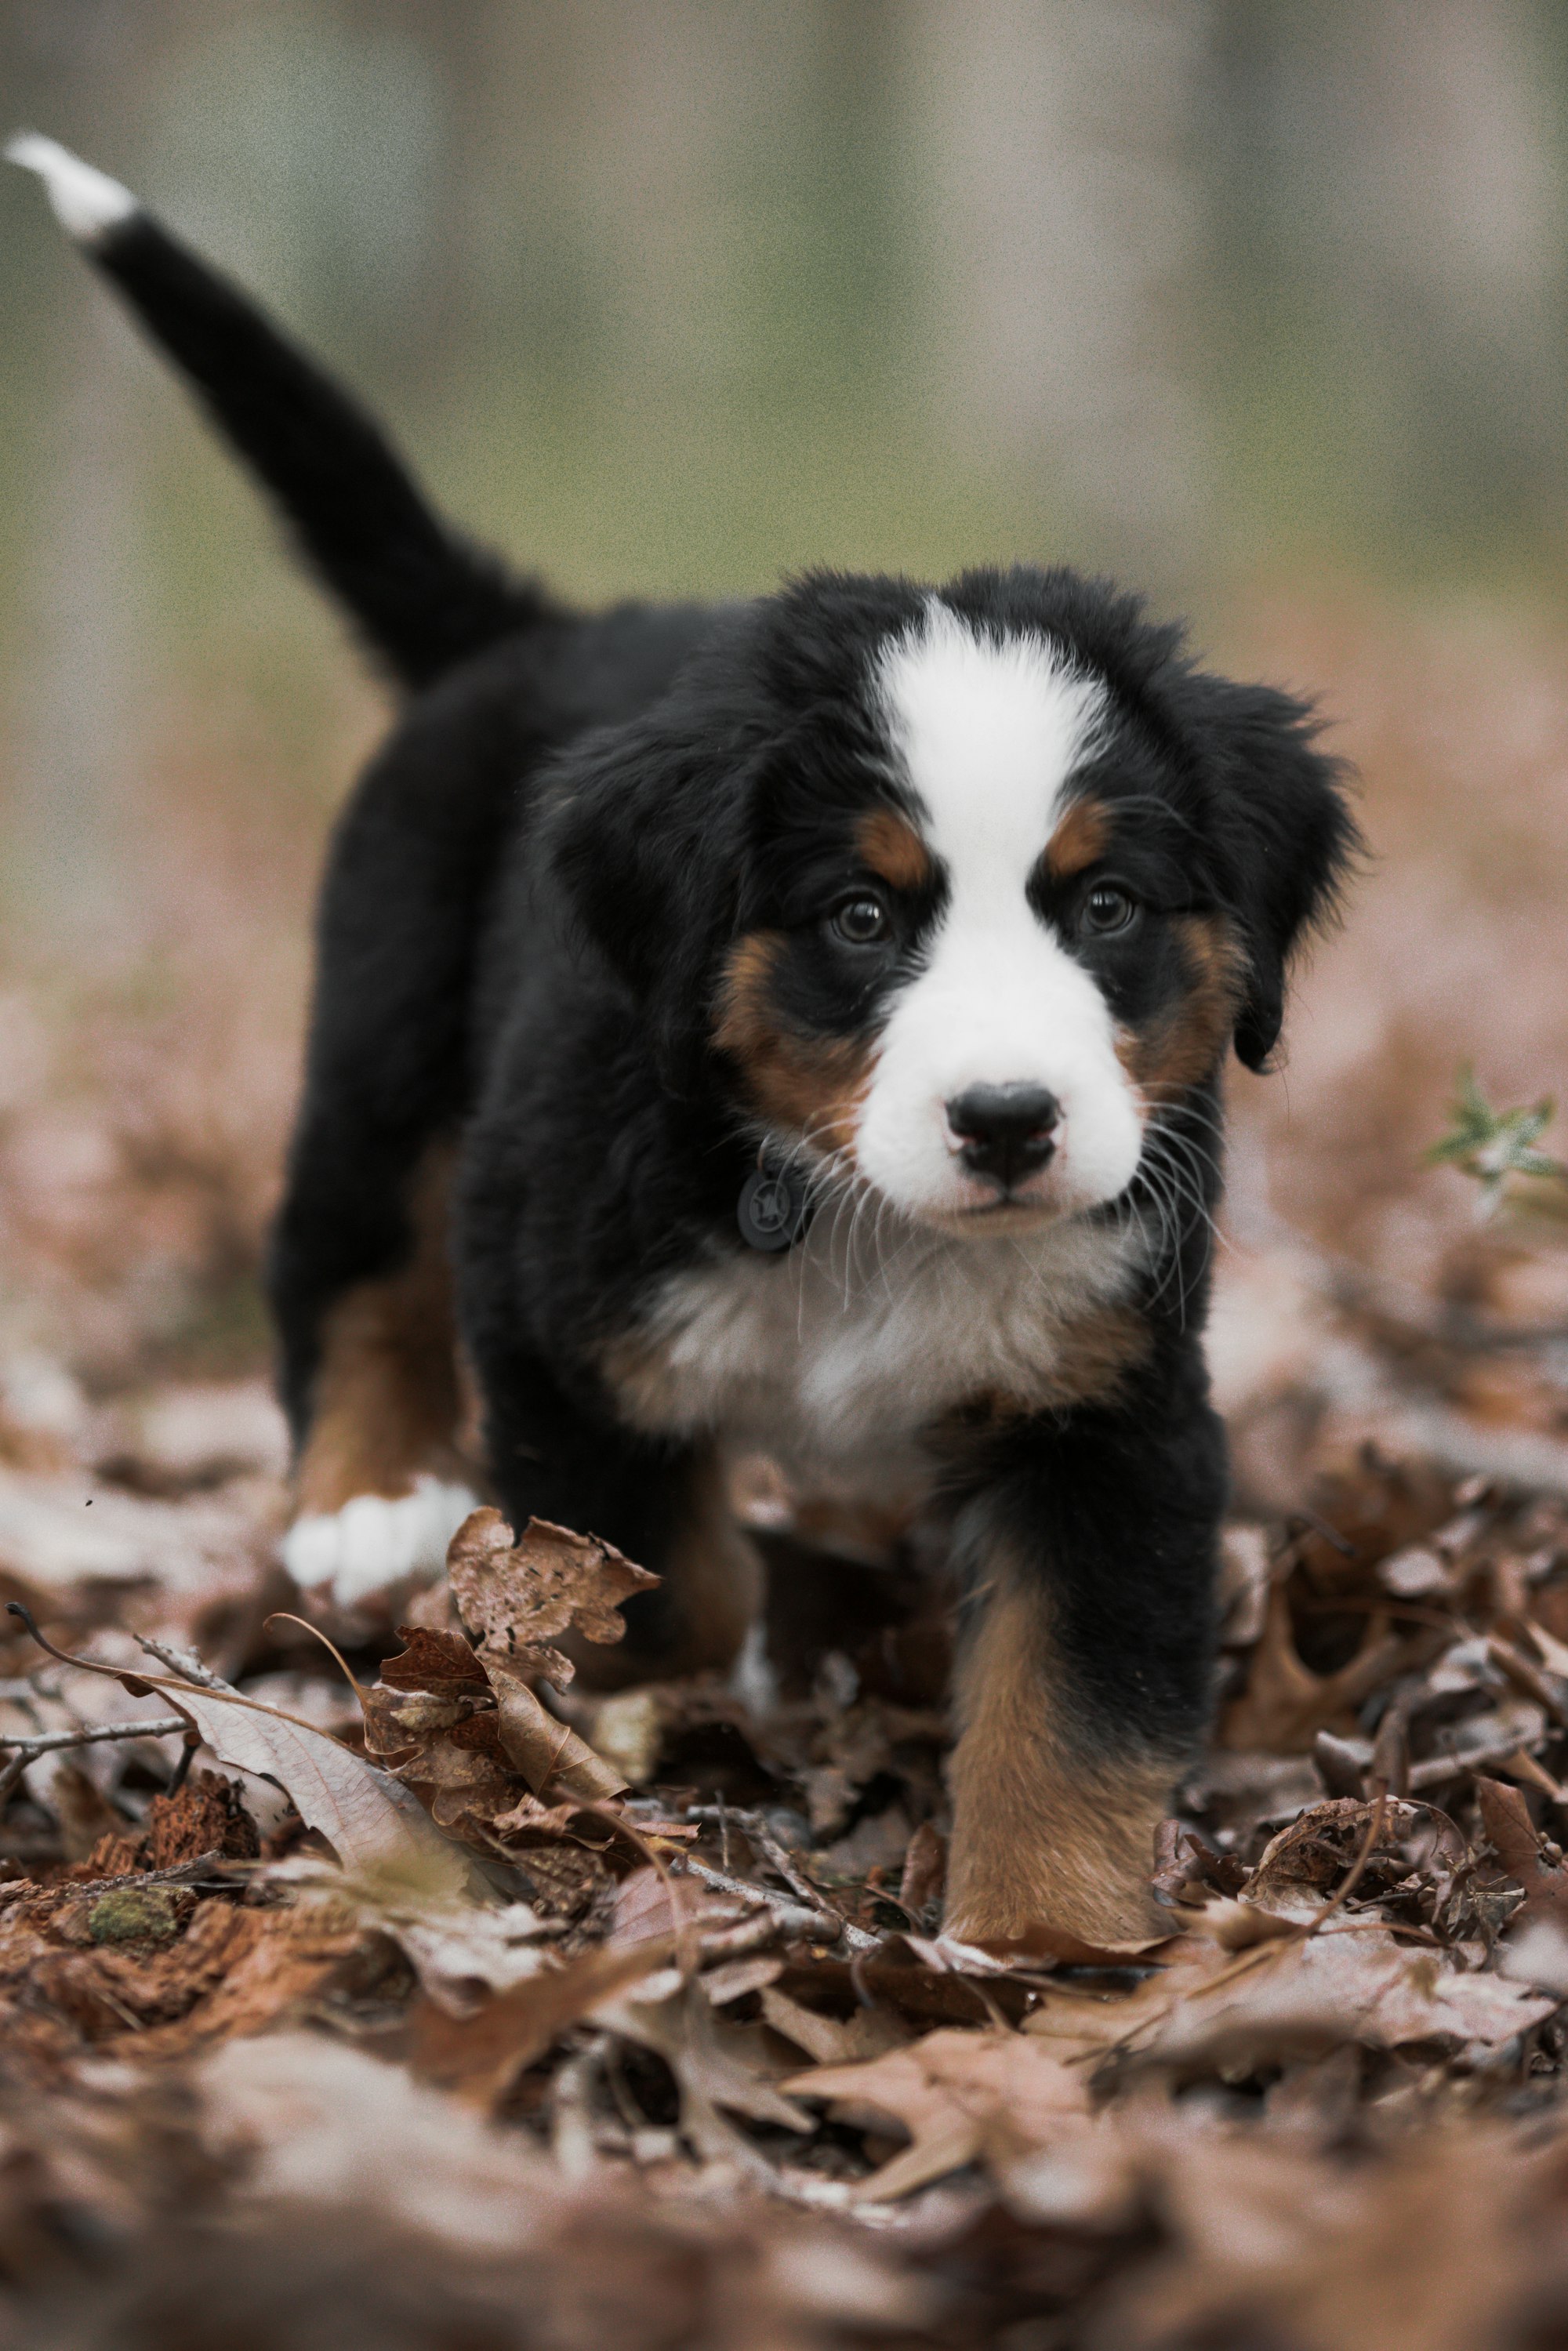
[8,133,550,691]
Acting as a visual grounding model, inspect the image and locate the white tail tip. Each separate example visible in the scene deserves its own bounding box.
[7,131,138,244]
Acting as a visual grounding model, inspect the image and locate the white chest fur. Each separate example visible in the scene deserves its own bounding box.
[604,1207,1150,1496]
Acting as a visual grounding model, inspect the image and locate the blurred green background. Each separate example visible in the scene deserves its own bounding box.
[2,0,1566,1379]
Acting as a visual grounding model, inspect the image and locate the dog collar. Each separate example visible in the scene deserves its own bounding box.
[737,1152,812,1252]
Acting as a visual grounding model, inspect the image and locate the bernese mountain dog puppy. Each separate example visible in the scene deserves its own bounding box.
[13,136,1356,1942]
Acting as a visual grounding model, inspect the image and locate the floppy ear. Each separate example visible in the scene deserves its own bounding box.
[1178,677,1359,1072]
[542,709,750,1093]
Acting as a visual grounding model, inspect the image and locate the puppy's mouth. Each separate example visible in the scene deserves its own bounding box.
[936,1170,1079,1231]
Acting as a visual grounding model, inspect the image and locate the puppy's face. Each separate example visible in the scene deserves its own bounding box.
[720,604,1242,1229]
[549,568,1355,1238]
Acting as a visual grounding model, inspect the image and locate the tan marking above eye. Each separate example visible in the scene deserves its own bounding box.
[855,805,933,893]
[1043,794,1112,880]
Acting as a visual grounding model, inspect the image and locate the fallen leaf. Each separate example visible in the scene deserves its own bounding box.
[611,1862,744,1947]
[759,1983,911,2065]
[1243,1794,1468,1920]
[1152,1819,1247,1910]
[1122,1925,1556,2078]
[896,1820,946,1914]
[446,1508,659,1688]
[784,2028,1113,2205]
[155,1679,480,1905]
[487,1661,628,1804]
[266,1856,557,2012]
[1220,1580,1418,1752]
[408,1938,678,2106]
[365,1624,627,1823]
[601,1977,815,2158]
[1105,2124,1543,2351]
[1478,1774,1568,1932]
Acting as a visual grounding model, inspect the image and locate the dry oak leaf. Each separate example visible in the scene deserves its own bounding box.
[408,1935,681,2107]
[367,1622,628,1815]
[1479,1773,1568,1935]
[784,2027,1123,2208]
[598,1976,815,2164]
[362,1626,515,1830]
[1219,1579,1418,1753]
[439,1510,659,1804]
[1122,1924,1556,2079]
[447,1507,659,1689]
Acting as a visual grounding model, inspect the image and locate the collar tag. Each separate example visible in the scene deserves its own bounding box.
[738,1158,811,1252]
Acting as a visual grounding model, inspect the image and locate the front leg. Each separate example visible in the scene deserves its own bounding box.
[942,1346,1225,1944]
[459,1301,761,1685]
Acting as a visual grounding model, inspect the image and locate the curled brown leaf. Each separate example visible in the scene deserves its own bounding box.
[447,1508,659,1688]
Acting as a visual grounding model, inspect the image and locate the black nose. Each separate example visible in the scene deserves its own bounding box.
[946,1084,1060,1190]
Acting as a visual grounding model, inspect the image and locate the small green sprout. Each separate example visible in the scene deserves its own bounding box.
[1428,1066,1568,1222]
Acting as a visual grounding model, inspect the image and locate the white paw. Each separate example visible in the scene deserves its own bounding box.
[282,1476,481,1610]
[727,1619,778,1717]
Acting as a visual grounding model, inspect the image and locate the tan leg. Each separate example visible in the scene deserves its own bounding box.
[943,1569,1171,1945]
[285,1148,481,1607]
[293,1145,472,1515]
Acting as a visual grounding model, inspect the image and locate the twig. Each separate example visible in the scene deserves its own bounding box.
[695,1907,812,1961]
[0,1847,234,1909]
[5,1605,353,1743]
[684,1804,884,1952]
[1487,1636,1568,1727]
[678,1853,879,1953]
[684,1803,826,1910]
[61,1846,230,1899]
[0,1716,189,1754]
[0,1714,191,1806]
[135,1635,238,1693]
[1409,1738,1548,1792]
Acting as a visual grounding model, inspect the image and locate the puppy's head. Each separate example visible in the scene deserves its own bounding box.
[548,567,1357,1233]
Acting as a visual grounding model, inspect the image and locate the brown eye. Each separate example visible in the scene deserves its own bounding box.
[831,894,891,946]
[1082,884,1136,936]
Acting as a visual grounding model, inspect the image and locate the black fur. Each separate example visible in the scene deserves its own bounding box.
[49,182,1359,1932]
[86,210,548,688]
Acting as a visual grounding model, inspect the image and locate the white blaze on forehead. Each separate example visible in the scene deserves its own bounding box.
[857,600,1144,1223]
[877,600,1103,880]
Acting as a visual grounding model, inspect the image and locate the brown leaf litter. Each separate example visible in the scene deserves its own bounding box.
[6,1216,1568,2340]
